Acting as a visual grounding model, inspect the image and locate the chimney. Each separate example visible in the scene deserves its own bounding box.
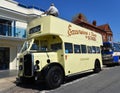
[92,20,97,26]
[78,14,82,20]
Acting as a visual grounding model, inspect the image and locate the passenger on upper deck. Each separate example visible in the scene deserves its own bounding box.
[42,3,59,17]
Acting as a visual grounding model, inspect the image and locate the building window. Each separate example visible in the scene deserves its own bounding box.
[0,19,26,38]
[15,27,26,38]
[0,19,12,36]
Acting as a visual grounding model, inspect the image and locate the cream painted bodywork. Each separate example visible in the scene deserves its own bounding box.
[19,16,103,77]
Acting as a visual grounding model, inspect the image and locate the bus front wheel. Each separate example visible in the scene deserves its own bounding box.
[45,66,64,89]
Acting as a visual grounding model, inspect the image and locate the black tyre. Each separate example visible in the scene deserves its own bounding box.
[20,77,35,84]
[45,66,64,89]
[94,60,101,73]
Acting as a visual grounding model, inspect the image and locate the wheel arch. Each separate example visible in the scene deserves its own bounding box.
[41,62,65,77]
[94,59,101,67]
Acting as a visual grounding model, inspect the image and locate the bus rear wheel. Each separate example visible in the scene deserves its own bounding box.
[94,60,101,73]
[45,66,64,89]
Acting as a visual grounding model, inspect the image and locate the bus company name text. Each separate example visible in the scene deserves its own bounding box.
[68,24,97,41]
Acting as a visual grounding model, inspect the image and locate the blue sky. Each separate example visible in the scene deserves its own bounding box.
[14,0,120,42]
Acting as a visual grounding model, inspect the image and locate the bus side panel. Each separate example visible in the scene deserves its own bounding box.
[64,54,94,76]
[113,56,119,63]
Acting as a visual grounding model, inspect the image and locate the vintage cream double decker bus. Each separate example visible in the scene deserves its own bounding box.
[18,16,103,89]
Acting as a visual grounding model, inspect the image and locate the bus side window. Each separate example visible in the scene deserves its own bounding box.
[92,46,96,53]
[51,43,62,51]
[40,40,48,51]
[74,44,81,53]
[88,46,92,53]
[31,40,39,50]
[65,43,73,53]
[31,43,39,50]
[81,45,87,53]
[96,47,100,53]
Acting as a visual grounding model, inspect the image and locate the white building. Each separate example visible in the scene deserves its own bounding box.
[0,0,43,70]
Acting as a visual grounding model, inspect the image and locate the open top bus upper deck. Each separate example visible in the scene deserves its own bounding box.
[27,16,102,46]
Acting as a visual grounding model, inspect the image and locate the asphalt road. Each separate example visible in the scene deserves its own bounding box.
[5,65,120,93]
[48,66,120,93]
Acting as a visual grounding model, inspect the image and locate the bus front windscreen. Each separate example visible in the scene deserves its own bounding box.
[113,43,120,52]
[102,43,113,54]
[21,39,32,53]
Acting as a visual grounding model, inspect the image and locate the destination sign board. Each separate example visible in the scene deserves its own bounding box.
[29,25,41,34]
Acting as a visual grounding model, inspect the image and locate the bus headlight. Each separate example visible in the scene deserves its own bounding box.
[36,60,40,64]
[20,58,23,63]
